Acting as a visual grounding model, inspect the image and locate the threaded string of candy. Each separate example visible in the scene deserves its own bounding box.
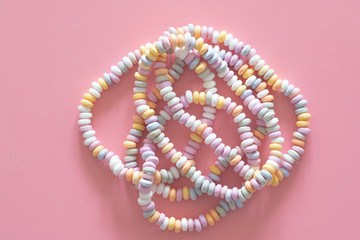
[78,24,311,233]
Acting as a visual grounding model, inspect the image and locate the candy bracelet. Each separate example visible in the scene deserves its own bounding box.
[77,24,311,233]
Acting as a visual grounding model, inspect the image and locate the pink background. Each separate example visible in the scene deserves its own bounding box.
[1,0,359,239]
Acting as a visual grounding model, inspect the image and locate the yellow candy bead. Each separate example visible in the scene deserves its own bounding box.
[232,106,243,117]
[269,143,282,151]
[154,68,168,75]
[210,164,221,175]
[83,93,96,103]
[149,45,159,56]
[133,93,146,100]
[168,217,176,230]
[298,113,311,121]
[218,31,227,43]
[132,171,141,185]
[92,145,104,157]
[195,62,207,73]
[271,175,279,186]
[162,143,174,153]
[176,35,185,47]
[134,72,147,81]
[148,211,160,223]
[238,64,249,75]
[98,78,108,90]
[142,109,155,119]
[193,91,200,104]
[235,85,246,96]
[174,219,181,233]
[270,150,283,158]
[296,121,310,127]
[169,34,177,48]
[243,68,254,79]
[145,50,157,61]
[125,168,135,182]
[171,151,182,164]
[216,96,225,109]
[195,38,204,50]
[190,133,202,143]
[176,27,184,35]
[139,60,151,70]
[258,65,270,76]
[133,123,145,131]
[276,169,284,181]
[267,74,279,86]
[198,43,209,55]
[81,99,93,108]
[194,25,201,38]
[169,188,176,202]
[183,187,189,200]
[272,79,283,91]
[123,141,136,149]
[156,55,167,62]
[263,163,276,174]
[199,92,206,105]
[133,115,144,124]
[205,213,215,226]
[139,45,147,55]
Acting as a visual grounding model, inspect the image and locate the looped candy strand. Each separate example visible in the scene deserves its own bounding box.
[77,24,311,233]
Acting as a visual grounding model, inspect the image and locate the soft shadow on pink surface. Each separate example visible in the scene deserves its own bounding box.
[1,0,359,239]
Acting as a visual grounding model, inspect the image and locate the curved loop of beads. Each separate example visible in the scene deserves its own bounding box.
[77,24,311,233]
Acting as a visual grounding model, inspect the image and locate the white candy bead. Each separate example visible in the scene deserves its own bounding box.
[191,120,202,132]
[78,105,91,112]
[211,94,219,107]
[249,55,261,66]
[84,136,96,146]
[229,38,238,50]
[205,133,216,145]
[185,90,193,103]
[170,166,180,179]
[91,81,103,92]
[78,119,91,125]
[89,88,101,98]
[224,33,233,46]
[162,185,170,198]
[185,115,196,128]
[79,112,92,119]
[254,59,265,71]
[212,31,219,43]
[83,130,95,138]
[111,65,122,76]
[128,52,137,64]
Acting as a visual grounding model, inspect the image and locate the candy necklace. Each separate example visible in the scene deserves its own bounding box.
[77,24,311,233]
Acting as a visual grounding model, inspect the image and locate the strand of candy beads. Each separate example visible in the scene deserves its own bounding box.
[77,24,311,233]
